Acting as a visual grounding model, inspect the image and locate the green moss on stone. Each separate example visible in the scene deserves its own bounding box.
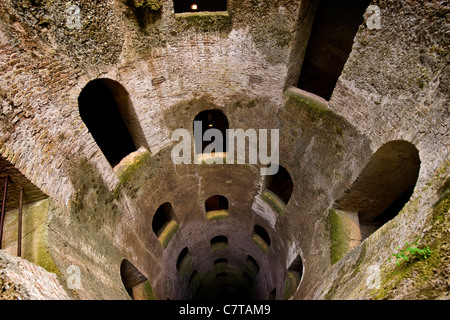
[285,87,330,122]
[141,280,156,300]
[252,234,269,254]
[329,209,352,265]
[211,242,228,252]
[245,259,259,277]
[178,253,193,277]
[434,176,450,224]
[158,220,179,249]
[189,272,201,291]
[371,164,450,300]
[261,189,286,215]
[33,233,59,275]
[116,149,150,185]
[133,280,155,300]
[206,209,229,221]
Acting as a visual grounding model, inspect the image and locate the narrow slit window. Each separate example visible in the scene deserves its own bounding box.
[210,235,228,251]
[252,225,271,254]
[288,256,303,279]
[210,235,228,245]
[334,140,420,241]
[189,270,200,291]
[246,255,260,275]
[205,195,229,220]
[152,203,172,236]
[264,166,293,211]
[283,255,303,300]
[253,225,270,246]
[176,247,190,271]
[120,260,153,300]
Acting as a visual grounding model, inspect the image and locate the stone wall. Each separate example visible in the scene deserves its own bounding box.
[302,0,450,299]
[0,249,69,299]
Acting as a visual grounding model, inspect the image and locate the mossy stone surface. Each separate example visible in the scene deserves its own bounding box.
[158,220,180,249]
[206,209,229,221]
[261,189,286,216]
[174,12,232,33]
[283,271,301,300]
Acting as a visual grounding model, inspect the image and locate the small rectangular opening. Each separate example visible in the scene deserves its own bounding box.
[173,0,227,14]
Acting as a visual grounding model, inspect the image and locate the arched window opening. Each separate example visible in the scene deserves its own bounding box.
[173,0,228,13]
[176,247,191,271]
[254,225,271,246]
[246,255,260,275]
[210,235,228,251]
[262,166,293,215]
[283,255,303,300]
[78,79,146,167]
[120,260,154,300]
[214,258,228,265]
[205,195,229,220]
[193,110,228,155]
[152,202,179,248]
[252,225,271,254]
[210,235,228,245]
[333,140,420,244]
[288,255,303,282]
[297,0,371,100]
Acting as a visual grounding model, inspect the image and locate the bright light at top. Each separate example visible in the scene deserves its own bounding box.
[191,4,198,10]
